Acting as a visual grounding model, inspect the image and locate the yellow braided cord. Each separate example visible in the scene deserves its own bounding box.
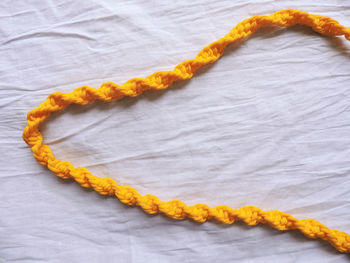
[23,9,350,253]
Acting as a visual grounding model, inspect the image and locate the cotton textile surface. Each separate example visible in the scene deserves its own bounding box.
[1,1,350,262]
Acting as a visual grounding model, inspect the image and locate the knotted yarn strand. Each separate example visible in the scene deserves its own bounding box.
[23,9,350,253]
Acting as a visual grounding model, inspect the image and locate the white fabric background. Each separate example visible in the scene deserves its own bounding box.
[1,0,350,262]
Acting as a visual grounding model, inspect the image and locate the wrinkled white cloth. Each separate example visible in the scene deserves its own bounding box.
[1,0,350,262]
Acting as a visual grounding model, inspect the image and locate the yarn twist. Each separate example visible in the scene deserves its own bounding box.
[23,9,350,253]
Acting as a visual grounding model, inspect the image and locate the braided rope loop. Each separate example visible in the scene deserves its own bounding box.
[23,9,350,253]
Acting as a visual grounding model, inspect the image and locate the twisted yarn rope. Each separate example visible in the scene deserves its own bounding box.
[23,9,350,253]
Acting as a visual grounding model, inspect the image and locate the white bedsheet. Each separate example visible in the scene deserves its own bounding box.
[1,0,350,262]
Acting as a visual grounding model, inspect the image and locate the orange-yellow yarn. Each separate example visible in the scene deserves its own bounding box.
[23,9,350,253]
